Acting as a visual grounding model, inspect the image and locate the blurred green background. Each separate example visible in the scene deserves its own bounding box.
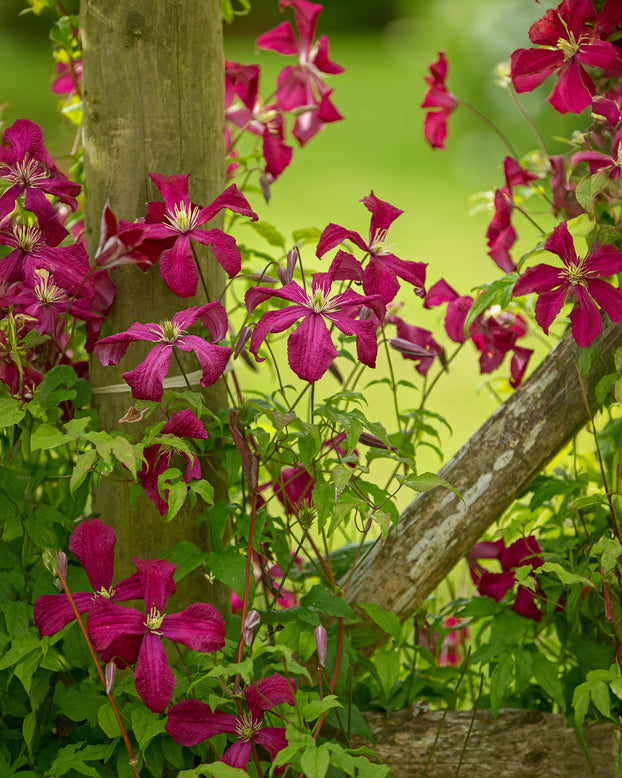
[1,0,573,503]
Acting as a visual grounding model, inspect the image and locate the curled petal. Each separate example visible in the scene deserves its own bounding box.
[166,699,237,745]
[134,631,176,713]
[175,335,231,386]
[245,672,296,719]
[161,602,226,652]
[34,591,94,636]
[123,343,173,402]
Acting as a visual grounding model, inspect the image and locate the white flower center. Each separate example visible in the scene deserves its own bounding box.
[14,223,41,252]
[157,319,184,343]
[34,269,66,305]
[164,202,200,234]
[369,228,395,256]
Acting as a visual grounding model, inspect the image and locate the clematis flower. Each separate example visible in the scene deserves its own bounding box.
[140,174,258,298]
[138,409,208,516]
[166,672,296,771]
[94,302,231,401]
[88,558,226,712]
[0,119,80,228]
[421,52,458,150]
[510,0,622,114]
[33,519,143,638]
[256,0,344,112]
[512,220,622,346]
[549,155,583,218]
[467,536,544,621]
[316,191,426,304]
[245,263,385,383]
[388,317,443,377]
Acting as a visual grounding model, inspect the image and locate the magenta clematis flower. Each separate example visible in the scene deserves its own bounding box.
[388,317,443,377]
[52,58,82,97]
[513,220,622,346]
[549,155,584,218]
[0,120,80,229]
[510,0,622,114]
[94,301,231,401]
[316,192,426,304]
[88,558,225,712]
[33,519,143,638]
[140,174,258,298]
[421,52,458,150]
[166,673,296,771]
[256,0,343,112]
[467,536,544,621]
[245,264,386,383]
[138,409,208,516]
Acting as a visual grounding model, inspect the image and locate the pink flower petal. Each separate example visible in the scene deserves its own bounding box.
[134,631,176,712]
[161,602,226,652]
[133,558,176,612]
[245,673,296,719]
[569,284,603,346]
[159,234,198,298]
[287,313,337,382]
[166,699,237,745]
[68,519,116,591]
[175,335,231,386]
[34,591,94,636]
[123,343,173,401]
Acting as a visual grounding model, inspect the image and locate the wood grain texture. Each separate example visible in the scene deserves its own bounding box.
[346,324,622,618]
[359,708,619,778]
[81,1,226,597]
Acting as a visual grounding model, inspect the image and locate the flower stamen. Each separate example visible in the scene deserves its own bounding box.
[234,712,263,742]
[164,202,200,234]
[144,605,165,634]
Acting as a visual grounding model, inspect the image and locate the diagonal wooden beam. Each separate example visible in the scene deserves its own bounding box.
[345,324,622,619]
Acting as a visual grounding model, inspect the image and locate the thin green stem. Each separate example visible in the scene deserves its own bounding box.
[172,349,194,392]
[509,85,548,158]
[458,100,518,158]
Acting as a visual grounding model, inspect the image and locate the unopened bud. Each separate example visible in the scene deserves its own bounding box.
[56,550,68,580]
[105,661,117,694]
[234,325,252,360]
[297,502,317,530]
[278,246,299,285]
[314,625,327,666]
[243,609,261,646]
[388,337,432,359]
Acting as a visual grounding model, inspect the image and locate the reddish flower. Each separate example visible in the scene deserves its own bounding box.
[513,220,622,346]
[88,558,226,712]
[510,0,622,114]
[52,59,82,97]
[388,317,443,377]
[33,519,143,638]
[138,409,208,516]
[94,302,231,401]
[421,52,458,150]
[316,192,426,304]
[166,673,296,771]
[0,120,80,227]
[140,174,258,298]
[467,536,544,621]
[549,155,584,218]
[245,262,385,383]
[256,0,343,112]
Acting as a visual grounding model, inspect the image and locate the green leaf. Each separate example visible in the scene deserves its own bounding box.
[490,652,514,716]
[292,226,321,245]
[168,541,209,582]
[591,680,611,718]
[300,744,330,778]
[539,562,594,588]
[302,695,342,722]
[247,220,286,247]
[358,602,401,643]
[575,171,609,214]
[98,703,121,738]
[49,742,115,777]
[70,449,97,492]
[206,549,251,602]
[189,479,215,505]
[131,707,167,753]
[0,397,25,427]
[572,683,592,728]
[374,646,400,699]
[111,436,139,477]
[163,479,188,521]
[300,585,354,618]
[333,463,353,499]
[30,422,71,451]
[178,762,249,777]
[396,472,462,501]
[596,373,618,405]
[533,654,564,709]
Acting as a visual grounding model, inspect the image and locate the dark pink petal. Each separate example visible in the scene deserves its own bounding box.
[509,346,533,388]
[249,306,307,362]
[245,281,308,313]
[445,297,473,343]
[222,740,252,770]
[578,39,622,73]
[87,598,145,654]
[112,572,144,602]
[161,602,226,652]
[198,300,229,341]
[162,408,208,439]
[365,254,426,301]
[197,183,258,224]
[503,157,538,189]
[159,234,197,298]
[149,173,191,213]
[274,466,314,510]
[316,223,369,258]
[313,34,344,75]
[470,540,505,560]
[288,313,337,382]
[255,726,289,762]
[548,58,594,114]
[68,519,116,592]
[423,109,452,150]
[513,264,564,296]
[569,284,603,346]
[534,287,568,334]
[362,191,403,237]
[501,536,543,571]
[585,245,622,277]
[166,699,237,745]
[284,0,322,51]
[477,570,516,601]
[510,47,563,93]
[256,20,299,56]
[123,343,173,401]
[587,278,622,322]
[245,672,296,719]
[192,228,241,278]
[34,591,94,636]
[134,631,175,712]
[175,335,231,386]
[94,322,164,366]
[512,585,542,621]
[329,312,379,369]
[133,558,176,612]
[424,279,459,308]
[263,130,293,178]
[362,256,400,303]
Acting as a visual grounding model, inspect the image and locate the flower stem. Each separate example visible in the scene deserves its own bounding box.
[458,100,519,158]
[237,491,259,665]
[509,85,548,158]
[172,349,194,392]
[191,242,212,302]
[56,568,140,777]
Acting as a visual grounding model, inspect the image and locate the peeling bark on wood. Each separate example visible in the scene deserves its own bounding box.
[359,708,619,778]
[345,324,622,618]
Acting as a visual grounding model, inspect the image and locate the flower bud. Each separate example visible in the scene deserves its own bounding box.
[278,246,299,285]
[243,609,261,646]
[105,661,117,694]
[56,550,68,580]
[234,324,252,360]
[388,337,432,359]
[314,625,327,666]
